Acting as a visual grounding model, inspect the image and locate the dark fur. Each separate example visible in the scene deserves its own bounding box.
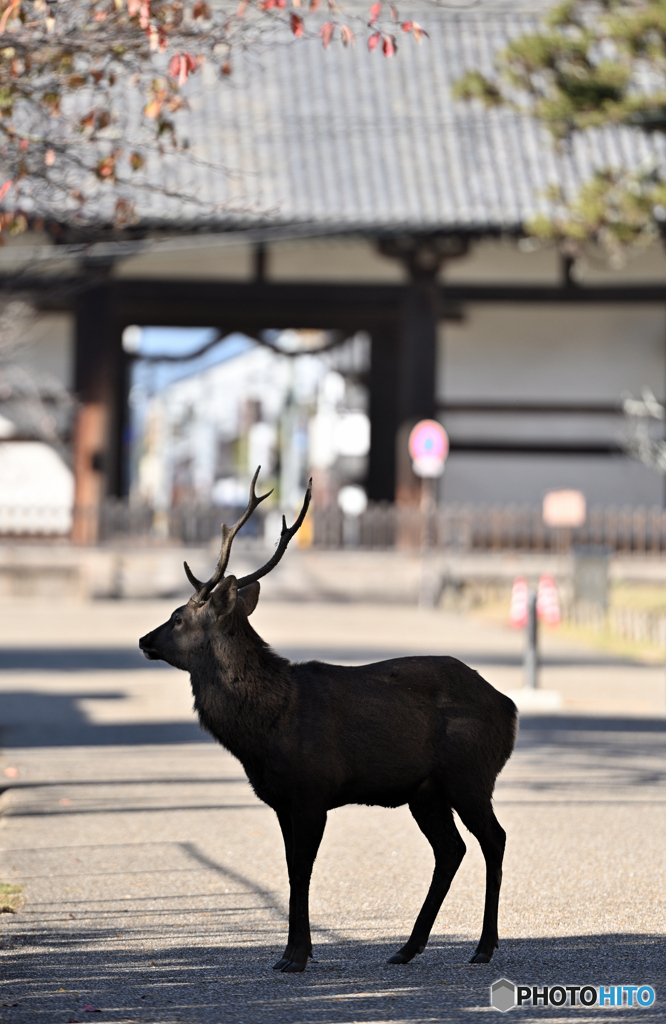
[140,575,517,973]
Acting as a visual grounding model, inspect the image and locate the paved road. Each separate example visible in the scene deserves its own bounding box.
[0,599,664,1023]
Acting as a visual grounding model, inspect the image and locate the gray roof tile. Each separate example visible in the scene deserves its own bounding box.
[43,5,666,234]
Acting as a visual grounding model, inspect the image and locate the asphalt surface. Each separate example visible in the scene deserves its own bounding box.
[0,598,665,1023]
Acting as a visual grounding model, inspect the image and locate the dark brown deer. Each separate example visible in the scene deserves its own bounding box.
[139,468,517,973]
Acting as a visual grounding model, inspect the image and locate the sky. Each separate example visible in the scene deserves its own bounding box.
[129,327,255,398]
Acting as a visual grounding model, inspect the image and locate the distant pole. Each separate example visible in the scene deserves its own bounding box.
[419,475,438,607]
[409,420,448,609]
[525,588,538,690]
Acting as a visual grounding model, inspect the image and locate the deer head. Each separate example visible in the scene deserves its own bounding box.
[139,467,311,671]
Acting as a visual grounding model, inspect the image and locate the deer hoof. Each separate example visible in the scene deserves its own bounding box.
[281,960,307,973]
[273,957,291,970]
[387,952,412,965]
[469,952,491,964]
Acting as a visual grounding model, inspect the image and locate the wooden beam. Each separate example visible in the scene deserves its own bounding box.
[448,440,623,456]
[8,274,666,315]
[440,401,625,415]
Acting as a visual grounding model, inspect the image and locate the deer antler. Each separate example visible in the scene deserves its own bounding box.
[185,466,273,603]
[236,478,312,590]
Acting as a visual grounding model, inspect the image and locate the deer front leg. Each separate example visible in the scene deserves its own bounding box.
[274,804,327,973]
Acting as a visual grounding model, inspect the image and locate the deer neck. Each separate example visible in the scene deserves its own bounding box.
[189,617,293,761]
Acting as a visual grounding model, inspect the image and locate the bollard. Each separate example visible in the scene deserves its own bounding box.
[525,588,538,689]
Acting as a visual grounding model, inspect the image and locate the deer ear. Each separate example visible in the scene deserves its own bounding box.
[237,581,260,616]
[210,575,238,617]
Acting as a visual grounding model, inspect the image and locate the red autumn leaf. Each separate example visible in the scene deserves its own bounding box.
[340,23,354,45]
[96,156,115,179]
[19,139,28,151]
[290,12,304,35]
[261,0,276,9]
[236,0,247,14]
[382,33,395,56]
[139,0,150,28]
[192,1,210,17]
[400,19,427,40]
[368,1,381,23]
[221,60,231,75]
[367,30,380,50]
[309,0,320,9]
[168,53,196,84]
[319,20,334,47]
[276,0,287,8]
[0,181,11,203]
[0,0,20,36]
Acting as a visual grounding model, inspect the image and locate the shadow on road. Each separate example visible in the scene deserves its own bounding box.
[0,648,168,671]
[0,931,663,1023]
[1,684,665,754]
[0,644,657,672]
[0,689,208,748]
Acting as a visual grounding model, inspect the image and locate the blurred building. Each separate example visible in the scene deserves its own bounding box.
[133,330,371,513]
[2,3,666,524]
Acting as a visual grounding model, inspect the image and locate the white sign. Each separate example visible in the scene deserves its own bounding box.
[543,490,586,528]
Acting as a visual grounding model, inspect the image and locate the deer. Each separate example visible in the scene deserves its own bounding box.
[139,468,517,974]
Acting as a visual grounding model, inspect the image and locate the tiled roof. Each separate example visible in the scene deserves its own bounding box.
[52,3,666,234]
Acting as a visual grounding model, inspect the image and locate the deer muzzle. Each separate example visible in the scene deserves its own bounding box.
[139,631,161,661]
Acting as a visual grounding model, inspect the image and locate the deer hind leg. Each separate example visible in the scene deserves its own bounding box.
[388,783,466,965]
[273,808,296,971]
[454,799,506,964]
[273,804,327,974]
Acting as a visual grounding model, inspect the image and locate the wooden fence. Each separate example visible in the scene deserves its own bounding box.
[312,503,666,554]
[3,500,666,554]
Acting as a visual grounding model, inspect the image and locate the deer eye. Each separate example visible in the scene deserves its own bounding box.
[173,615,183,627]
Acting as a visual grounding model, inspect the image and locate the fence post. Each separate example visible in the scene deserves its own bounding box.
[525,589,538,690]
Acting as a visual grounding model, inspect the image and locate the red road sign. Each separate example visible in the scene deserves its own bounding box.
[408,420,449,478]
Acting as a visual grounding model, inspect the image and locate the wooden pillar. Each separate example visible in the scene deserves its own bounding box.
[110,346,132,499]
[398,282,438,424]
[367,325,400,501]
[395,279,439,507]
[71,286,124,543]
[71,403,108,544]
[376,234,467,507]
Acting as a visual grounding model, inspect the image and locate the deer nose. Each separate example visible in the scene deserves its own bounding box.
[139,632,153,649]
